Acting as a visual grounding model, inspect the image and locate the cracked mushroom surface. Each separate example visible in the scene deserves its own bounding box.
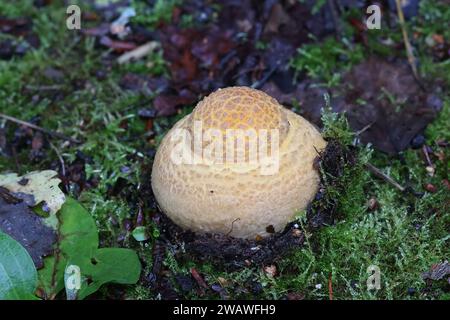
[151,87,326,239]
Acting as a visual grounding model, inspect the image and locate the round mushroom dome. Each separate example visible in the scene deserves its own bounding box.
[151,87,326,239]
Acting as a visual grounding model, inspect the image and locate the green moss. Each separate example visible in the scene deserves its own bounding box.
[416,0,450,40]
[426,99,450,141]
[0,1,35,17]
[321,98,354,145]
[290,37,365,86]
[119,50,168,76]
[131,0,182,29]
[127,284,153,300]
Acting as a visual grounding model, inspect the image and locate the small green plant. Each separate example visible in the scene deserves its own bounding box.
[131,0,182,29]
[297,0,326,15]
[255,40,269,50]
[416,0,450,39]
[290,37,364,86]
[321,94,354,145]
[0,195,141,300]
[120,50,168,76]
[38,198,141,300]
[180,14,195,29]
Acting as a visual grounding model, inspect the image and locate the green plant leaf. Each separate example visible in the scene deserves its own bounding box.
[37,197,141,299]
[0,231,38,300]
[76,248,141,299]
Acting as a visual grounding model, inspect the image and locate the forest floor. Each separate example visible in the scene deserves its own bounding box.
[0,0,449,299]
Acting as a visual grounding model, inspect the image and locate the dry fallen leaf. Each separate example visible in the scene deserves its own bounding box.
[422,261,450,283]
[264,265,277,278]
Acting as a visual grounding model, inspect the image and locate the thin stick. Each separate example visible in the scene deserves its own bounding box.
[328,273,333,301]
[117,41,159,64]
[0,113,81,144]
[355,122,373,136]
[49,141,66,177]
[10,146,20,172]
[395,0,419,81]
[226,218,241,236]
[365,162,406,192]
[422,145,433,167]
[25,85,63,91]
[328,0,342,39]
[251,64,278,89]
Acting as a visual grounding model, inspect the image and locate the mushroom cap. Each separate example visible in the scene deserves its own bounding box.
[191,87,289,138]
[151,87,326,239]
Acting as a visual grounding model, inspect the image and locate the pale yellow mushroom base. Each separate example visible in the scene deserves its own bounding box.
[151,108,326,239]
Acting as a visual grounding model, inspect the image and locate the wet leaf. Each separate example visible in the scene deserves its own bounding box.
[153,91,196,117]
[0,17,39,59]
[263,3,293,35]
[341,58,442,154]
[0,170,66,229]
[0,17,31,36]
[422,261,450,282]
[264,58,443,154]
[0,188,56,269]
[0,231,38,300]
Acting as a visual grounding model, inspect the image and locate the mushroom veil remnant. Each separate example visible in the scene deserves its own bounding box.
[151,87,326,239]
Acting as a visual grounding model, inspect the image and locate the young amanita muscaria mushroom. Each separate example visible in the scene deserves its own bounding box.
[151,87,326,239]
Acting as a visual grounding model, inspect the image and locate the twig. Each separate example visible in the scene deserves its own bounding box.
[190,268,208,289]
[0,186,21,204]
[11,145,20,172]
[251,63,278,89]
[226,218,241,236]
[328,273,333,301]
[395,0,420,82]
[355,122,373,136]
[24,85,63,91]
[0,113,81,144]
[117,41,159,64]
[365,162,406,192]
[49,141,66,177]
[328,0,342,39]
[353,122,374,145]
[422,145,433,167]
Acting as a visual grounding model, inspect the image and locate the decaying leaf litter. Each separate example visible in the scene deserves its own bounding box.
[0,0,449,299]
